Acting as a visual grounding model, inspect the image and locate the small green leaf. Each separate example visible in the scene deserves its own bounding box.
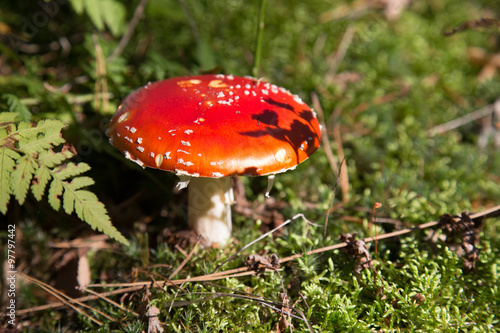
[84,0,105,31]
[2,94,31,122]
[62,186,76,215]
[31,165,51,201]
[0,112,18,129]
[101,0,126,36]
[72,189,129,245]
[38,148,74,169]
[0,147,19,214]
[17,119,66,154]
[53,162,91,181]
[48,178,63,211]
[11,155,36,205]
[68,176,95,191]
[69,0,84,14]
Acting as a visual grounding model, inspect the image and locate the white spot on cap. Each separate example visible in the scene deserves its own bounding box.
[262,89,269,95]
[181,140,191,146]
[125,126,129,130]
[155,153,164,168]
[244,90,250,95]
[130,127,137,133]
[117,112,129,123]
[245,84,251,89]
[125,136,133,143]
[164,151,172,159]
[217,92,225,98]
[178,158,194,166]
[184,129,193,135]
[136,138,143,144]
[209,79,227,88]
[293,94,304,104]
[212,172,224,177]
[137,146,145,152]
[227,74,234,80]
[177,149,190,154]
[275,148,287,163]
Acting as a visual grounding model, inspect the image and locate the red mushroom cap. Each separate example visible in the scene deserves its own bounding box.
[108,74,321,177]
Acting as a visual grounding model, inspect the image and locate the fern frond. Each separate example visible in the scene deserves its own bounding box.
[53,162,91,181]
[16,119,66,154]
[0,111,129,245]
[0,147,19,214]
[10,155,36,205]
[0,112,19,128]
[2,94,31,122]
[31,163,51,201]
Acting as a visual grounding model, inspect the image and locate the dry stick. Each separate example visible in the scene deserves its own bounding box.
[177,0,200,42]
[311,92,339,176]
[18,273,104,326]
[17,285,147,316]
[169,236,202,280]
[92,34,109,112]
[107,0,149,62]
[322,158,345,240]
[428,102,495,136]
[211,213,310,274]
[81,287,139,317]
[325,24,356,80]
[332,117,350,201]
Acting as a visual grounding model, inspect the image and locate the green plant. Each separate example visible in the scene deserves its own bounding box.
[0,112,128,245]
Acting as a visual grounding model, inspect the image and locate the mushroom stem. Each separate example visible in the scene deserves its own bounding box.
[188,177,234,246]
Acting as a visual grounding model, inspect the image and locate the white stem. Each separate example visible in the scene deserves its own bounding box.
[188,177,233,246]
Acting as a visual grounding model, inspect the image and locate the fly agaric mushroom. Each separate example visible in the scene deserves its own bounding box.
[107,74,321,246]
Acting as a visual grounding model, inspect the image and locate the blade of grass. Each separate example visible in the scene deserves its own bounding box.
[252,0,266,77]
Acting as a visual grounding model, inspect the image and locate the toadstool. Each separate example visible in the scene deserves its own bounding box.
[107,74,321,246]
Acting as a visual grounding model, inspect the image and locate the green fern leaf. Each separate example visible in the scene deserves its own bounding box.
[3,94,31,122]
[0,112,18,129]
[31,164,51,201]
[48,176,63,211]
[72,189,128,244]
[0,111,129,245]
[53,162,91,181]
[0,147,19,214]
[37,147,74,169]
[68,176,95,191]
[11,155,36,205]
[17,119,66,154]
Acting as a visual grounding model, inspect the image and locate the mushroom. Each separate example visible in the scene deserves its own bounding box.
[107,74,321,246]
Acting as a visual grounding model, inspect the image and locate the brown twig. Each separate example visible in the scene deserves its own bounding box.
[107,0,150,62]
[323,158,344,240]
[80,286,139,316]
[169,236,202,280]
[92,34,109,113]
[311,92,339,176]
[428,102,496,137]
[19,273,104,326]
